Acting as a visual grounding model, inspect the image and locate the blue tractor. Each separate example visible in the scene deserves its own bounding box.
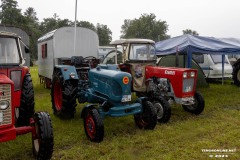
[50,56,157,142]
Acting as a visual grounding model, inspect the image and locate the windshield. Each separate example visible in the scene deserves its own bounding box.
[102,51,123,64]
[211,55,228,64]
[129,44,155,60]
[0,37,20,64]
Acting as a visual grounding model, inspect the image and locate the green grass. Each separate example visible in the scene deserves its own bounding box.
[0,66,239,160]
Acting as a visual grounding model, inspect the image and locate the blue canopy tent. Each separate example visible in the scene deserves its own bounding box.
[155,34,240,84]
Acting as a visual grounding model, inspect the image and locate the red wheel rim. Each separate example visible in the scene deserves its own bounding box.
[54,81,62,111]
[85,113,96,139]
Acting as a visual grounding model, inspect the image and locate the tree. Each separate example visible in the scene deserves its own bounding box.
[96,23,112,45]
[0,0,26,25]
[76,21,96,32]
[120,13,170,41]
[182,29,199,35]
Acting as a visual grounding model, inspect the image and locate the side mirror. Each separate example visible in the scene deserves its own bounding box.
[25,47,30,53]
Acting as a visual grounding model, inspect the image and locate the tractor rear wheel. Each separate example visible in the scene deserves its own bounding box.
[32,112,54,160]
[153,96,171,123]
[83,108,104,142]
[134,100,157,130]
[17,74,35,126]
[51,70,78,119]
[182,92,205,115]
[232,60,240,86]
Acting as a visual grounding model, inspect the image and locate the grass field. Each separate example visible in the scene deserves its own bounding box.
[0,66,239,160]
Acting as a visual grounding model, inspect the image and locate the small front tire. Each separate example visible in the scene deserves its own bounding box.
[83,108,104,142]
[182,92,205,115]
[153,96,171,123]
[134,100,157,130]
[32,112,54,160]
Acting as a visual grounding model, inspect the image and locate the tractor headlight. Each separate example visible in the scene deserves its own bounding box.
[0,100,9,110]
[190,71,195,77]
[69,72,76,79]
[183,72,187,78]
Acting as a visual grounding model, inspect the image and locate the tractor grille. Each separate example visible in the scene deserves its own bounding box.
[183,78,194,93]
[0,84,12,126]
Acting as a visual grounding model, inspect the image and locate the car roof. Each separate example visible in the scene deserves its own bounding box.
[110,39,155,45]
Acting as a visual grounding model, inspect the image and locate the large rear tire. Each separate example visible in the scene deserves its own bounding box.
[182,92,205,115]
[83,108,104,142]
[232,60,240,86]
[17,74,35,126]
[51,69,78,119]
[134,100,157,130]
[153,96,171,123]
[32,112,54,160]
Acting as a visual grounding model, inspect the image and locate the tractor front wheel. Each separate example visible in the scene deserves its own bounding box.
[182,92,205,115]
[32,112,54,160]
[153,96,171,123]
[51,69,78,119]
[83,108,104,142]
[134,100,157,130]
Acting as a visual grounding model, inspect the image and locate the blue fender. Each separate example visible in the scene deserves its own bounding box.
[54,65,79,81]
[81,104,98,118]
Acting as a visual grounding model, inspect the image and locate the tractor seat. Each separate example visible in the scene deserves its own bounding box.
[71,56,84,66]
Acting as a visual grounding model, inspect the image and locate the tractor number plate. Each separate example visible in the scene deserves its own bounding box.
[0,112,3,122]
[121,95,131,102]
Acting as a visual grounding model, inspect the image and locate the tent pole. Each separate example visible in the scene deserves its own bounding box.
[222,54,225,85]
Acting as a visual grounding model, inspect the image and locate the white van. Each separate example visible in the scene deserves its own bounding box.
[192,54,233,79]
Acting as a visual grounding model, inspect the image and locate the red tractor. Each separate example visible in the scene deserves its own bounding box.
[102,39,205,123]
[0,32,53,159]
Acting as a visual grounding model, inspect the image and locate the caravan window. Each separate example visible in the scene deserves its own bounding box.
[192,54,204,63]
[211,55,228,64]
[42,44,47,59]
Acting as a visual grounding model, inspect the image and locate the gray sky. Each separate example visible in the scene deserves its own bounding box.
[17,0,240,40]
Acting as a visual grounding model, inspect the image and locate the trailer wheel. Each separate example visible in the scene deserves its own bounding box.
[17,74,35,126]
[153,96,171,123]
[32,112,54,160]
[232,60,240,86]
[182,92,205,115]
[83,108,104,142]
[51,70,78,119]
[134,100,157,130]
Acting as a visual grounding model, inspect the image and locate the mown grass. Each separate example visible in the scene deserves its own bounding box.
[0,66,239,160]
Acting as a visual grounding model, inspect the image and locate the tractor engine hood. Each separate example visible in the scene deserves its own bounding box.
[88,68,132,103]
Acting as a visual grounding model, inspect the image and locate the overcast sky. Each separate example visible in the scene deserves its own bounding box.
[17,0,240,40]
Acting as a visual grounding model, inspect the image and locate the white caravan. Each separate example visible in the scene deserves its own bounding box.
[38,27,99,87]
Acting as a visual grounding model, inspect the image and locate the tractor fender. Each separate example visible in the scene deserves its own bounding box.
[81,104,98,118]
[54,65,79,81]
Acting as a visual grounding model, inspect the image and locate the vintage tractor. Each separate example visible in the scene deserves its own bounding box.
[102,39,205,123]
[51,56,157,142]
[0,31,53,159]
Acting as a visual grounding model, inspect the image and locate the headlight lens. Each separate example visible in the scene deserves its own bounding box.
[0,101,9,110]
[190,71,195,77]
[69,72,76,79]
[183,72,187,78]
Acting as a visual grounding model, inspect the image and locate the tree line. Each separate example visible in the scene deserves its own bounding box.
[0,0,198,60]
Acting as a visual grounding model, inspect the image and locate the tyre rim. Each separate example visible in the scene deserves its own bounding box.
[154,102,164,119]
[86,113,96,139]
[189,98,199,110]
[237,70,240,81]
[33,123,40,153]
[54,81,62,111]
